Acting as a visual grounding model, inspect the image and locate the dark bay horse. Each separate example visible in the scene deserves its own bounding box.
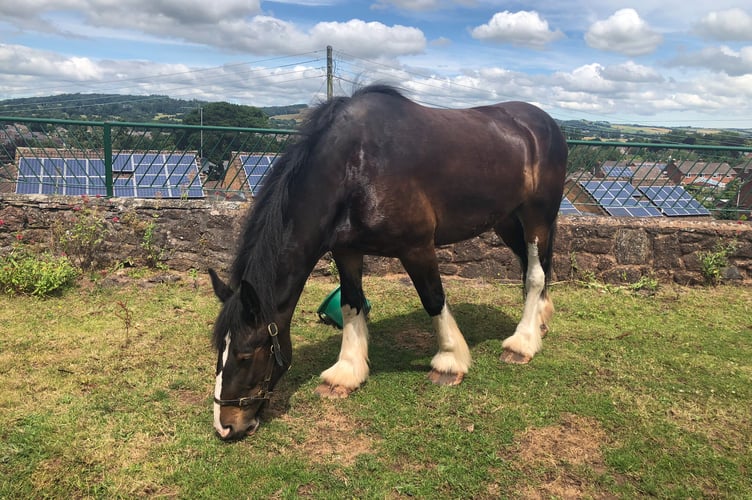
[209,84,567,440]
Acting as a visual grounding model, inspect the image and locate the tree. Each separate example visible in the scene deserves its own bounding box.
[179,102,273,179]
[182,102,269,128]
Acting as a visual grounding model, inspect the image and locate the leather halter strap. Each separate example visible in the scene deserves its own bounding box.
[213,323,288,407]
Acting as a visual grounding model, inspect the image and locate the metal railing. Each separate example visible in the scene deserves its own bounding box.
[1,117,751,218]
[0,117,296,201]
[566,140,752,219]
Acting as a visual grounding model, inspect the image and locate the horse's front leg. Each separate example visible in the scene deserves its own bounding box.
[316,250,370,399]
[400,247,472,386]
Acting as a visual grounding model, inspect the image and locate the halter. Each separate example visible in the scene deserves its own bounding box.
[213,323,288,408]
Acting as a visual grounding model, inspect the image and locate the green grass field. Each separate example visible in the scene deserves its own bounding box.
[1,273,750,498]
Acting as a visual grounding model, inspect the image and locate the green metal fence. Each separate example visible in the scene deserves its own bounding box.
[1,117,751,218]
[565,140,752,219]
[0,117,296,201]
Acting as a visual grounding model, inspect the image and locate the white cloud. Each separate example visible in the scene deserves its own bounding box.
[693,8,752,41]
[585,8,662,56]
[552,64,616,94]
[87,0,261,25]
[371,0,443,11]
[309,20,426,58]
[0,44,103,81]
[430,37,452,47]
[600,61,664,83]
[669,46,752,76]
[471,11,565,50]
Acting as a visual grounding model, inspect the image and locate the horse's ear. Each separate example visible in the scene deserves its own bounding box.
[208,269,233,303]
[240,279,262,316]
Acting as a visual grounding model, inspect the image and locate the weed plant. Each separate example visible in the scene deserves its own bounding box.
[52,197,109,271]
[0,244,78,296]
[698,241,738,285]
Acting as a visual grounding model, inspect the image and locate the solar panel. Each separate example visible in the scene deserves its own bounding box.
[15,153,204,198]
[637,185,710,216]
[240,154,277,195]
[559,197,580,215]
[581,180,662,217]
[113,155,134,173]
[602,165,634,178]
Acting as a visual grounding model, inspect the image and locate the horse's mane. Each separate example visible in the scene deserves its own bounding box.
[228,84,407,323]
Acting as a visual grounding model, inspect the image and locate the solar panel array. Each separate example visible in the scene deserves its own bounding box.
[602,165,634,179]
[559,197,580,215]
[16,153,204,198]
[239,154,278,195]
[578,180,712,217]
[638,185,711,216]
[581,180,663,217]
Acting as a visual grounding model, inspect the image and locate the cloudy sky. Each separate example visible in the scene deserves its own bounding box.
[1,0,752,128]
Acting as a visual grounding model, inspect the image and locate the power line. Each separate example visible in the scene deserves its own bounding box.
[1,57,328,114]
[3,46,752,129]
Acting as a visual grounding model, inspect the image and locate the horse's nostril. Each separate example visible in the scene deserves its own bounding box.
[217,425,233,439]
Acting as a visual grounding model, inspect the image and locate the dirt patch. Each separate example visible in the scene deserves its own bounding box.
[282,403,376,467]
[173,389,205,407]
[501,413,618,499]
[391,327,435,355]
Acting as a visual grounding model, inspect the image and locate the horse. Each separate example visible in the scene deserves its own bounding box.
[209,84,568,440]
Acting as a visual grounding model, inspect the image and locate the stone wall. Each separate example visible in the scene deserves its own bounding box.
[1,194,750,285]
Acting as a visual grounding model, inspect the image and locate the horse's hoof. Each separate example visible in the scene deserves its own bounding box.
[428,369,464,386]
[500,349,532,364]
[314,383,354,399]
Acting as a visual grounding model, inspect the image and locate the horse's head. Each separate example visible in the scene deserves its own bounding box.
[209,269,291,441]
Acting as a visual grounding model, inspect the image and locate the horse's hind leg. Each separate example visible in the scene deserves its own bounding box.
[495,213,556,364]
[316,250,370,399]
[400,246,471,385]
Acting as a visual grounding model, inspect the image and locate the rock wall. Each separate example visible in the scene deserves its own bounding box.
[1,194,750,285]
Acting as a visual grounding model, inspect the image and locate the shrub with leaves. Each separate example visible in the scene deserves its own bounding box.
[0,246,79,296]
[52,198,110,270]
[698,241,738,286]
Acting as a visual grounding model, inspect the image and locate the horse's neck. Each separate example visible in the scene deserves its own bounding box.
[271,205,333,322]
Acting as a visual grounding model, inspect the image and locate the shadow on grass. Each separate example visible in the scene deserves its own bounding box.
[261,302,518,427]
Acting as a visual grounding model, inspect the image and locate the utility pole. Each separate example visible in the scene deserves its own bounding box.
[326,45,333,100]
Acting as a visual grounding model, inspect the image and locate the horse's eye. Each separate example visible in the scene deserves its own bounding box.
[237,352,255,361]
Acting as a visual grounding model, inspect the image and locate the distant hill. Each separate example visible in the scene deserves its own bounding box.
[559,119,752,147]
[0,93,308,127]
[1,94,750,145]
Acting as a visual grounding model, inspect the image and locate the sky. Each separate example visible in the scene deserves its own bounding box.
[1,1,752,128]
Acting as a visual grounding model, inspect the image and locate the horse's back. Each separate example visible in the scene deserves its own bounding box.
[324,89,567,249]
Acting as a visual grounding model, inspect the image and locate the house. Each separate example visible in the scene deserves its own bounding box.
[598,161,635,179]
[733,155,752,179]
[631,162,670,185]
[738,179,752,211]
[735,158,752,211]
[665,160,737,188]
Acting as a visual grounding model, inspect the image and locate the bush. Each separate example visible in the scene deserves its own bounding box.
[52,200,109,270]
[0,248,79,296]
[698,241,738,286]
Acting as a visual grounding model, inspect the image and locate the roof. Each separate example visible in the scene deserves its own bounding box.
[671,161,735,176]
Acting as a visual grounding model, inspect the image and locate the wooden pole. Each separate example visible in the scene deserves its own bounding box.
[326,45,333,100]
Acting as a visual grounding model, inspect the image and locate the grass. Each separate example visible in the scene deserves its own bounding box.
[0,272,750,498]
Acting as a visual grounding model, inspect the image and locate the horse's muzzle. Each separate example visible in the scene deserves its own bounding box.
[215,417,261,441]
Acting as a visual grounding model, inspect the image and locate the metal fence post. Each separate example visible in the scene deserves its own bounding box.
[103,122,113,198]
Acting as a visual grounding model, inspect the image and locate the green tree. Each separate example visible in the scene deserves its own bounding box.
[183,102,269,128]
[179,102,272,178]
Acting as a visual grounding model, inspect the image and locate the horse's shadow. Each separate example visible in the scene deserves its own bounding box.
[264,302,518,422]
